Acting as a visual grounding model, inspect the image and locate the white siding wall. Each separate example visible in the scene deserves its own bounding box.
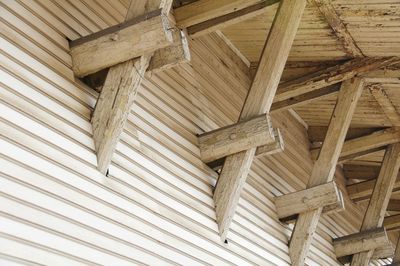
[0,0,389,265]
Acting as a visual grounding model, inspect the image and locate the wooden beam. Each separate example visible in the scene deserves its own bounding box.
[338,245,394,264]
[70,9,174,77]
[275,181,343,220]
[311,127,400,162]
[311,0,364,57]
[273,57,400,104]
[185,0,280,38]
[289,78,364,266]
[308,127,383,143]
[206,128,284,171]
[333,227,390,258]
[351,143,400,265]
[213,0,307,242]
[174,0,272,28]
[343,164,382,180]
[347,175,400,203]
[91,0,172,174]
[369,84,400,127]
[198,113,275,163]
[384,214,400,232]
[393,236,400,265]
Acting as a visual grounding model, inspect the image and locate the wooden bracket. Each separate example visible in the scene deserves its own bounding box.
[198,113,276,163]
[333,227,392,258]
[275,181,344,221]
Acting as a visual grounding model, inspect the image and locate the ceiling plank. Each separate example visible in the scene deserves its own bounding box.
[351,143,400,265]
[311,0,364,57]
[289,78,364,266]
[213,0,307,242]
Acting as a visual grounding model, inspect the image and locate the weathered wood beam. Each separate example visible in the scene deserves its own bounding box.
[311,0,364,57]
[70,9,174,77]
[361,63,400,83]
[347,176,400,203]
[273,57,400,104]
[333,227,390,258]
[384,214,400,232]
[198,113,275,163]
[311,127,400,162]
[393,236,400,265]
[206,128,284,171]
[338,245,394,264]
[289,78,364,266]
[369,84,400,127]
[351,143,400,265]
[275,181,343,220]
[91,0,172,174]
[174,0,275,28]
[184,0,280,38]
[213,0,307,242]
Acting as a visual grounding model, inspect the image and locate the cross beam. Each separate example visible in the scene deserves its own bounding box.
[351,143,400,265]
[289,78,364,265]
[212,0,307,242]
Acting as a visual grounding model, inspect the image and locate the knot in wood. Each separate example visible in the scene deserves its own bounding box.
[229,133,237,140]
[110,33,119,41]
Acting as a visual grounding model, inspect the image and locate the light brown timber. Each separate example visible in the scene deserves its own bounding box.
[333,227,390,258]
[351,143,400,265]
[275,181,342,220]
[384,214,400,232]
[338,245,394,265]
[289,78,364,266]
[369,84,400,127]
[198,113,275,163]
[213,0,307,242]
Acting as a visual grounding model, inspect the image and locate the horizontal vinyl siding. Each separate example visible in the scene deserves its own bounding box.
[0,0,387,265]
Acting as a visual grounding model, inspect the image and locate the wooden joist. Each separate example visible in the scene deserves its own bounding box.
[311,127,400,162]
[213,0,307,242]
[338,245,394,265]
[198,113,275,163]
[272,57,400,105]
[289,78,364,266]
[184,0,280,38]
[91,0,172,174]
[70,9,174,77]
[311,0,363,57]
[347,175,400,203]
[333,227,391,258]
[351,143,400,265]
[275,181,343,220]
[384,214,400,232]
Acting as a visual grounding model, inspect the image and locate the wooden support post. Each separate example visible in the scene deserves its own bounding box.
[91,0,173,174]
[351,143,400,265]
[289,78,364,266]
[275,181,343,220]
[311,127,400,162]
[198,113,275,163]
[213,0,307,242]
[333,227,390,258]
[393,236,400,265]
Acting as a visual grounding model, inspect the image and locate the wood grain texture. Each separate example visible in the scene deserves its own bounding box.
[70,11,173,77]
[383,214,400,232]
[311,0,364,57]
[275,57,400,103]
[351,143,400,265]
[289,78,364,266]
[333,227,390,258]
[275,181,342,219]
[369,84,400,127]
[198,113,275,163]
[92,57,150,174]
[213,0,307,242]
